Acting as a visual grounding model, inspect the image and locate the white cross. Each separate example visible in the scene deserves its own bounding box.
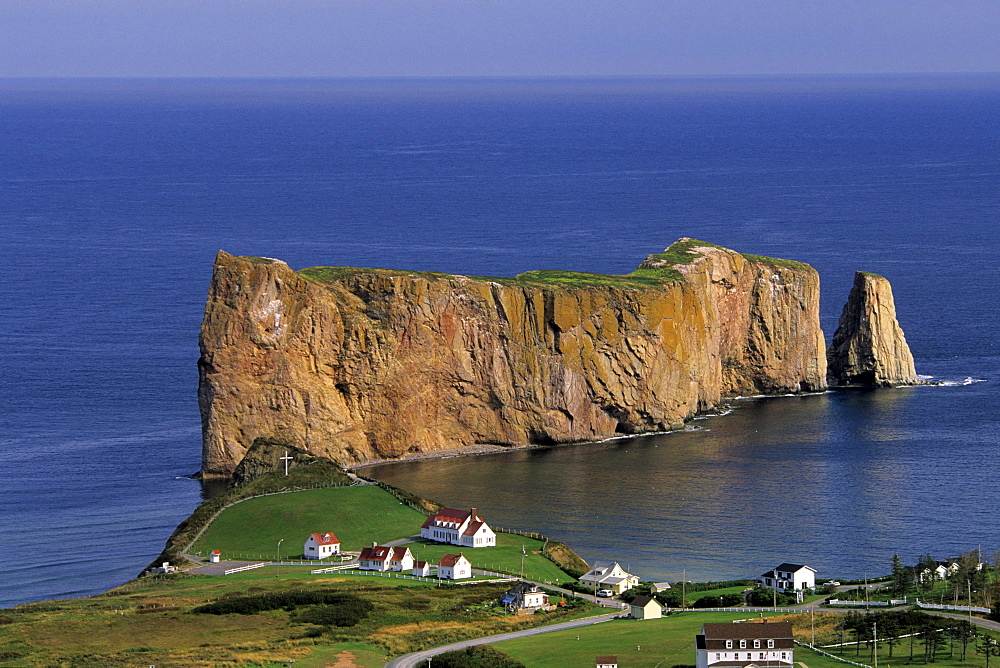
[280,450,293,476]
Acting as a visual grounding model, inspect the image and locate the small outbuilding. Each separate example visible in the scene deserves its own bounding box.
[500,582,550,613]
[412,560,431,577]
[595,656,619,668]
[438,553,472,580]
[651,582,672,593]
[209,550,221,563]
[304,532,341,560]
[629,595,662,620]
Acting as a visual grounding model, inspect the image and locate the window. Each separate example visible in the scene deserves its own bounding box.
[754,640,760,648]
[768,639,774,648]
[739,640,747,649]
[725,640,733,649]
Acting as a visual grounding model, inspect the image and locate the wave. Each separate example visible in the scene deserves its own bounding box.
[933,376,988,387]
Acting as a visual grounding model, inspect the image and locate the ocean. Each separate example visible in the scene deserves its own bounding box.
[2,75,997,608]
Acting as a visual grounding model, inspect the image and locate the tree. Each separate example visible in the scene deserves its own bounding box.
[978,634,1000,668]
[892,553,914,596]
[917,554,938,592]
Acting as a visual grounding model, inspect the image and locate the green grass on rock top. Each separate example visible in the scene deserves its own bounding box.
[297,238,808,291]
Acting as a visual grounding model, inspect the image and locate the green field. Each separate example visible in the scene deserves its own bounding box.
[189,486,575,584]
[396,533,574,585]
[191,485,427,559]
[493,610,999,668]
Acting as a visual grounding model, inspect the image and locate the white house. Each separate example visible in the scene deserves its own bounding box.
[696,621,794,668]
[629,595,662,620]
[595,656,618,668]
[500,582,550,612]
[758,563,816,592]
[358,545,414,572]
[438,553,472,580]
[420,507,496,548]
[579,561,639,594]
[412,560,431,577]
[209,550,221,563]
[303,532,341,560]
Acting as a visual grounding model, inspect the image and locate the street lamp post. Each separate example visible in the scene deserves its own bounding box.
[276,538,284,578]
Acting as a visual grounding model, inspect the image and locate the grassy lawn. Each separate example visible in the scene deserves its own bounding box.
[397,533,574,585]
[188,485,573,584]
[494,610,1000,668]
[191,485,427,559]
[0,569,603,667]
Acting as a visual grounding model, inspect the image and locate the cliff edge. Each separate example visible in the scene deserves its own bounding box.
[827,271,918,387]
[198,239,827,477]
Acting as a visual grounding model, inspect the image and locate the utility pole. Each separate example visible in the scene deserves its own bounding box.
[873,621,878,668]
[773,569,777,608]
[682,569,686,608]
[865,573,870,611]
[276,538,284,578]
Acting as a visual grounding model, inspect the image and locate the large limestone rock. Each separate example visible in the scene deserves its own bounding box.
[198,239,827,478]
[827,271,918,387]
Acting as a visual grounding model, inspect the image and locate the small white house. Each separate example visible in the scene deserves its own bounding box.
[412,560,431,577]
[758,563,816,592]
[421,507,497,548]
[629,595,662,620]
[579,561,639,594]
[438,553,472,580]
[595,656,618,668]
[209,550,221,563]
[304,532,341,560]
[358,545,414,572]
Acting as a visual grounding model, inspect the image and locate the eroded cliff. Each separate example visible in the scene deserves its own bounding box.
[199,239,827,477]
[827,271,918,387]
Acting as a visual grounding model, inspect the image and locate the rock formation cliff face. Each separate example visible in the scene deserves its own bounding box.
[827,271,918,387]
[198,240,827,477]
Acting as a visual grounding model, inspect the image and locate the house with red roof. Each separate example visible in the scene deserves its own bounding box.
[437,553,472,580]
[303,532,341,560]
[358,544,414,572]
[412,560,431,577]
[420,507,496,548]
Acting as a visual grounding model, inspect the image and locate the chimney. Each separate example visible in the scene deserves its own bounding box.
[372,541,377,548]
[471,507,477,519]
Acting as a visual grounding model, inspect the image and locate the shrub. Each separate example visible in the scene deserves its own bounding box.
[291,597,374,628]
[192,591,369,616]
[432,645,526,668]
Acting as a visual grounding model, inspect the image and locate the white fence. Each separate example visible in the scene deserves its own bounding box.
[828,599,892,607]
[223,562,269,575]
[795,640,871,668]
[915,600,991,614]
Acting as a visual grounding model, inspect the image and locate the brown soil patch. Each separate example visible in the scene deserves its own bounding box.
[327,650,359,667]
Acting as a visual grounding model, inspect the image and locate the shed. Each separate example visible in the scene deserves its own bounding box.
[629,595,662,620]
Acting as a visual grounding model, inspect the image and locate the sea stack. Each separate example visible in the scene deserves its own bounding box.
[827,271,918,387]
[198,240,827,478]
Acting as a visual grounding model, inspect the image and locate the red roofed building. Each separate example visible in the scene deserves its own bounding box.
[438,553,472,580]
[303,532,341,560]
[420,507,496,548]
[359,544,414,572]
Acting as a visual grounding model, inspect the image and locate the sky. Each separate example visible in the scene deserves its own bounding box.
[1,0,999,78]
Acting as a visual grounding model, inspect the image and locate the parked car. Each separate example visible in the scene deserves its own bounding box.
[597,589,615,598]
[823,580,841,586]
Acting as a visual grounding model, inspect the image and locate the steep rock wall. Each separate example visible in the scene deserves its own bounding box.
[827,271,918,387]
[199,240,827,477]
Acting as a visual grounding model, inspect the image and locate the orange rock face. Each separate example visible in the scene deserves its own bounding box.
[198,241,827,477]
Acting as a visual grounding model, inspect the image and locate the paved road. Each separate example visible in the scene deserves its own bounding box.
[384,611,620,668]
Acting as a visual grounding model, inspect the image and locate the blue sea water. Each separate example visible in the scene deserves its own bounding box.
[2,76,998,608]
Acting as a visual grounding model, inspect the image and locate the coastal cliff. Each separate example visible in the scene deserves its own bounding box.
[198,239,827,477]
[827,271,918,387]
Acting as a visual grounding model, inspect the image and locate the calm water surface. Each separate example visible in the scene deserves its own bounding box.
[2,75,998,607]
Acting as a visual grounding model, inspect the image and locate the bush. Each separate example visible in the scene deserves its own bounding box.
[192,590,370,616]
[432,645,526,668]
[745,588,796,607]
[291,597,374,627]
